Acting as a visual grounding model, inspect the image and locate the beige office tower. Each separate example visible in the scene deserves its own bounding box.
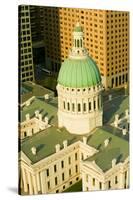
[19,5,35,82]
[43,8,129,89]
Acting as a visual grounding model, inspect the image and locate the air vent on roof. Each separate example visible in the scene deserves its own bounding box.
[63,140,68,149]
[122,128,127,135]
[112,158,117,168]
[109,94,112,101]
[35,110,39,118]
[125,109,129,118]
[44,117,49,124]
[44,94,49,100]
[104,138,109,147]
[114,114,119,127]
[25,113,30,121]
[55,144,60,153]
[38,114,42,121]
[31,147,36,155]
[26,100,30,106]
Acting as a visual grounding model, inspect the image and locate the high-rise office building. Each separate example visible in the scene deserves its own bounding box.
[19,5,35,82]
[29,6,45,66]
[43,7,129,89]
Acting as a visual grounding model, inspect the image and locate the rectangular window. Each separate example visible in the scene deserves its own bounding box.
[78,103,81,112]
[75,152,78,160]
[83,103,86,112]
[108,181,111,189]
[54,165,57,173]
[75,165,78,173]
[47,181,50,189]
[99,182,102,189]
[62,173,65,181]
[89,102,91,111]
[115,176,118,184]
[55,177,58,185]
[61,160,64,168]
[67,102,70,111]
[68,157,71,164]
[46,169,49,177]
[69,169,72,176]
[93,178,95,186]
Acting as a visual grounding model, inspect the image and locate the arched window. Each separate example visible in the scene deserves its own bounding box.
[77,39,79,47]
[67,102,70,111]
[78,103,81,112]
[80,39,82,47]
[83,103,86,112]
[89,102,91,111]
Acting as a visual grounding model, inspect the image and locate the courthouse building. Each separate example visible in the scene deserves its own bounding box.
[19,24,129,195]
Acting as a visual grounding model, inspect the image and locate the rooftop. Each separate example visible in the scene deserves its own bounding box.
[20,97,58,124]
[21,126,83,164]
[103,95,129,124]
[84,127,129,172]
[21,123,129,167]
[20,82,54,104]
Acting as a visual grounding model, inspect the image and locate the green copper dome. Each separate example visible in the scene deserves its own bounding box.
[58,56,101,88]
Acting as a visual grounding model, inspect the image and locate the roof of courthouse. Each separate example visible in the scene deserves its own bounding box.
[20,84,129,171]
[20,97,58,124]
[21,126,84,164]
[103,95,129,124]
[20,82,54,104]
[21,124,129,168]
[84,127,129,172]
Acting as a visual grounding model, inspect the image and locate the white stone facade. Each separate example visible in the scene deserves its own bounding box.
[57,84,103,134]
[81,157,129,191]
[19,138,129,195]
[19,140,97,194]
[19,112,50,139]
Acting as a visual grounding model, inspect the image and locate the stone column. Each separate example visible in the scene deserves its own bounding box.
[91,98,94,112]
[102,182,107,190]
[32,174,38,194]
[40,171,46,194]
[27,171,33,195]
[36,172,41,192]
[126,170,129,188]
[82,173,86,192]
[22,167,28,193]
[119,172,124,189]
[96,96,98,110]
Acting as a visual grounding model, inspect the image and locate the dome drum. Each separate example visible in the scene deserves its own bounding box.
[58,110,103,135]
